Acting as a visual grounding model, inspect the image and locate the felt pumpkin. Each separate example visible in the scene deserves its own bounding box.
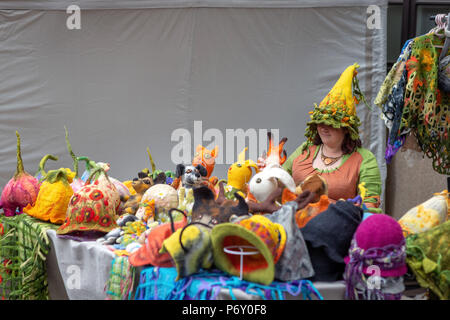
[0,132,41,217]
[57,167,121,237]
[24,154,74,224]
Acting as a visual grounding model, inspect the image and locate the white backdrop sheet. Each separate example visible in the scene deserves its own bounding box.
[0,2,388,207]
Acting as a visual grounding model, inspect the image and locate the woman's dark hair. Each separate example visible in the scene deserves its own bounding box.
[312,128,361,155]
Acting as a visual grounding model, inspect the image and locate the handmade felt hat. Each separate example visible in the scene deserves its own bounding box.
[56,169,121,240]
[160,222,214,280]
[344,214,407,277]
[211,215,286,285]
[305,63,365,143]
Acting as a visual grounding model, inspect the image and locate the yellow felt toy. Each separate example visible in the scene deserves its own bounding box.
[24,154,74,224]
[222,148,258,199]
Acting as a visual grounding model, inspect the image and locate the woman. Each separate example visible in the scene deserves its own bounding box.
[283,64,382,211]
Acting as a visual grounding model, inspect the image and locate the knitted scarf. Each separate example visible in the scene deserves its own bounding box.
[0,214,58,300]
[134,267,323,300]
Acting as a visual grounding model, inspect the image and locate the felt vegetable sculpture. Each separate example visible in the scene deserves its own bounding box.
[211,214,287,285]
[0,132,41,217]
[136,183,179,223]
[257,132,288,170]
[191,185,248,225]
[122,171,154,216]
[221,148,258,200]
[129,208,188,268]
[23,153,75,224]
[398,190,449,237]
[57,167,121,239]
[248,165,296,203]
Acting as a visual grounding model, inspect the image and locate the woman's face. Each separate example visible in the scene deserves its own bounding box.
[317,124,346,149]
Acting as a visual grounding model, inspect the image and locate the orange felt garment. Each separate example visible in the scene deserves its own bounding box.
[129,217,188,268]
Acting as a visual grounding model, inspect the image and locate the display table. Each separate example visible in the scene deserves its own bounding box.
[45,229,346,300]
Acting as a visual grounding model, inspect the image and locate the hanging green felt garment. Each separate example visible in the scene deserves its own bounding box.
[0,214,58,300]
[402,33,450,174]
[406,220,450,300]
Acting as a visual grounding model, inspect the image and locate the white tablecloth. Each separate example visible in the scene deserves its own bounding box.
[45,229,346,300]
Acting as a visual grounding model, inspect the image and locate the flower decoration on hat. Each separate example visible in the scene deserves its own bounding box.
[305,63,371,144]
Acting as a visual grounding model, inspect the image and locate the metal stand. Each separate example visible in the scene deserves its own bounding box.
[223,245,259,280]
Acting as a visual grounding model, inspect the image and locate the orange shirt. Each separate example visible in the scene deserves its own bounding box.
[289,145,381,208]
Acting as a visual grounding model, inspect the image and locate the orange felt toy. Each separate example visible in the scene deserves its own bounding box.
[295,194,331,228]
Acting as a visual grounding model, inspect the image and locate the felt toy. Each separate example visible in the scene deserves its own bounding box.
[257,132,288,170]
[344,214,407,300]
[295,174,328,203]
[248,165,296,203]
[398,190,449,237]
[295,194,331,228]
[191,185,248,226]
[129,208,188,268]
[121,171,154,216]
[264,201,315,281]
[122,180,137,195]
[136,183,179,223]
[221,148,258,200]
[211,215,287,285]
[175,164,208,189]
[140,147,176,184]
[192,144,220,189]
[160,222,214,280]
[57,167,121,240]
[23,154,74,224]
[192,145,219,179]
[0,132,41,217]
